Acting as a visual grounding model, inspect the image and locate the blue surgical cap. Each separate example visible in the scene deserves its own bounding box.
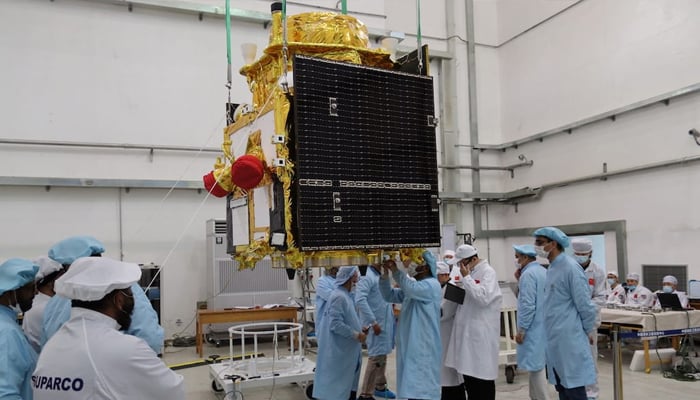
[423,251,437,277]
[335,266,359,287]
[48,236,105,265]
[0,258,39,296]
[533,227,570,248]
[513,244,537,257]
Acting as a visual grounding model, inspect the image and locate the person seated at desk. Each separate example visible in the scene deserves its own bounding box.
[605,271,626,305]
[652,275,689,309]
[624,272,654,308]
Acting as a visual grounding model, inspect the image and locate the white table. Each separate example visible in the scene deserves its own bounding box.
[600,308,700,373]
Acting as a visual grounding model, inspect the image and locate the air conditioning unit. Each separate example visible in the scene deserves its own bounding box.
[206,219,291,309]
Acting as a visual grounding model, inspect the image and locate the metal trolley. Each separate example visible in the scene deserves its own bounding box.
[499,284,519,383]
[499,306,519,383]
[209,322,315,399]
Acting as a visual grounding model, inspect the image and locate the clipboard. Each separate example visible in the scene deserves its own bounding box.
[444,283,465,304]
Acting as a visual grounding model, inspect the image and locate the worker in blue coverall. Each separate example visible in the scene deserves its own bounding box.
[534,227,597,400]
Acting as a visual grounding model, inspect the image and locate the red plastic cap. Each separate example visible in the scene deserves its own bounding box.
[231,155,265,190]
[203,171,230,198]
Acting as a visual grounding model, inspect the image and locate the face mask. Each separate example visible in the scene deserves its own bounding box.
[514,260,522,270]
[662,285,673,294]
[407,264,419,277]
[443,257,452,263]
[607,278,616,286]
[535,245,549,259]
[574,255,590,265]
[627,285,637,292]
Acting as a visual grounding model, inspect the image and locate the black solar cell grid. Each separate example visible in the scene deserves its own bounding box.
[293,55,440,251]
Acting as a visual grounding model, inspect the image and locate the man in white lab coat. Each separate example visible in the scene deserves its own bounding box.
[444,244,502,400]
[571,238,606,400]
[653,275,689,309]
[624,272,654,308]
[22,257,65,353]
[436,261,465,400]
[33,257,184,400]
[605,271,626,305]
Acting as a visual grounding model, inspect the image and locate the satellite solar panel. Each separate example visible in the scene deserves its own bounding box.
[293,55,440,251]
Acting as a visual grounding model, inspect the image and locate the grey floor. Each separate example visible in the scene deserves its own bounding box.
[164,338,699,400]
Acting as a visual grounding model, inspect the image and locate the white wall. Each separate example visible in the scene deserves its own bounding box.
[498,0,700,141]
[0,0,261,337]
[477,0,700,286]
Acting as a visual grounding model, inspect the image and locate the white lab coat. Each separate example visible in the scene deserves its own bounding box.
[653,290,689,309]
[22,292,51,353]
[444,259,502,381]
[33,308,184,400]
[583,261,606,327]
[439,282,463,387]
[625,285,654,307]
[582,260,605,399]
[606,284,626,304]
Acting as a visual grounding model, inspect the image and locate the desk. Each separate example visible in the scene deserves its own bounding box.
[196,307,298,358]
[600,308,700,373]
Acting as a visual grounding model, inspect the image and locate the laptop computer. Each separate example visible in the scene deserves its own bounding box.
[656,292,685,311]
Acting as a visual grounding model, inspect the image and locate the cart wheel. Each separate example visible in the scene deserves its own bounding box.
[505,365,516,384]
[305,383,314,399]
[211,380,224,392]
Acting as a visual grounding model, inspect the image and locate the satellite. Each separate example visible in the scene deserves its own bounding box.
[204,2,440,269]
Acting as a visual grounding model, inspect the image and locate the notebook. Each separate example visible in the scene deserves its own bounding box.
[444,283,465,304]
[656,292,685,311]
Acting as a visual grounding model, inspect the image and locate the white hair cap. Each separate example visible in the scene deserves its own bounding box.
[55,257,141,301]
[34,256,63,281]
[607,270,618,277]
[454,244,477,261]
[571,238,593,253]
[436,261,450,275]
[662,275,678,285]
[442,250,455,259]
[626,272,640,281]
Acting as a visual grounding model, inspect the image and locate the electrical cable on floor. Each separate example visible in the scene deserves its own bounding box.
[662,310,700,381]
[169,271,239,341]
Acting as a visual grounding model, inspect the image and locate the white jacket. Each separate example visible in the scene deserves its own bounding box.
[625,285,654,307]
[33,308,184,400]
[583,261,606,327]
[444,260,502,380]
[22,292,51,353]
[439,282,463,387]
[606,284,626,304]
